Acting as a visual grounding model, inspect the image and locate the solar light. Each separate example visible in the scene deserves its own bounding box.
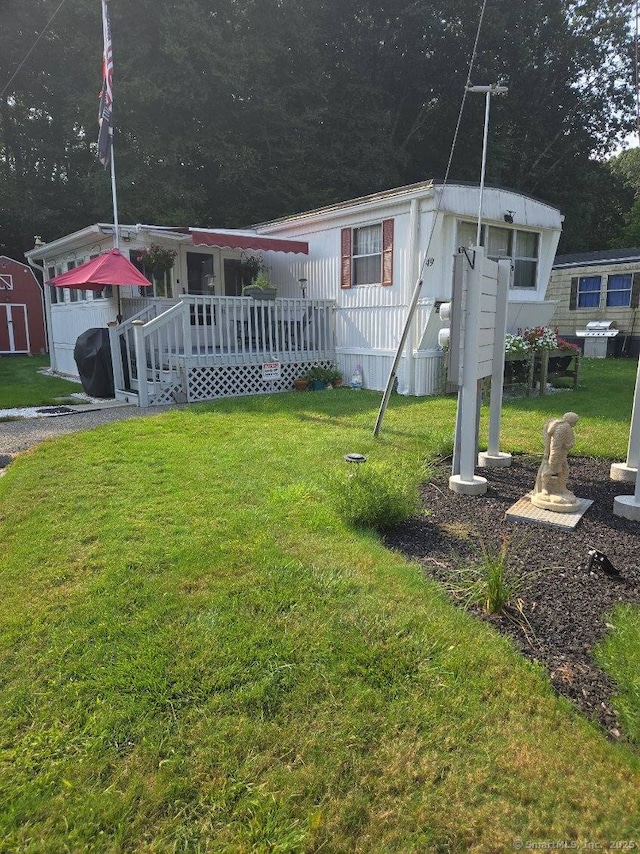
[345,453,367,463]
[586,548,621,578]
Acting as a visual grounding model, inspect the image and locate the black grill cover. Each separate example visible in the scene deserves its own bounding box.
[73,327,115,398]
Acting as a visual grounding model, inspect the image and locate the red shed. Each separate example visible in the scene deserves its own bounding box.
[0,256,47,355]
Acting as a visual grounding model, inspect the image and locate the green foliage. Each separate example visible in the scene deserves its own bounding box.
[0,0,635,257]
[0,364,640,846]
[0,356,80,409]
[328,459,421,530]
[304,365,342,384]
[595,605,640,743]
[446,536,524,615]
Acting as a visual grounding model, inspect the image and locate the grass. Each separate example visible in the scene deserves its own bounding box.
[0,355,80,409]
[0,358,640,850]
[595,605,640,743]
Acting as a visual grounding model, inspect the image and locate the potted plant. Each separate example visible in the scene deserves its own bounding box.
[242,271,277,300]
[136,243,177,298]
[293,376,310,391]
[325,368,343,388]
[240,254,266,286]
[305,366,331,390]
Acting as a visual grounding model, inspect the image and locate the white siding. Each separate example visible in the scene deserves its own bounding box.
[50,297,120,376]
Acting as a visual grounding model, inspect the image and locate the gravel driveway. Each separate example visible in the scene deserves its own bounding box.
[0,402,179,457]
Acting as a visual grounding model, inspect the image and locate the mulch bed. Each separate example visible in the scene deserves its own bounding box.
[383,455,640,741]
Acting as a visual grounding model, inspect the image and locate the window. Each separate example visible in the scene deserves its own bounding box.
[353,225,382,285]
[456,222,540,288]
[513,231,539,289]
[577,275,601,309]
[187,252,215,294]
[129,249,172,298]
[47,265,59,304]
[486,226,512,259]
[607,273,632,308]
[341,220,394,288]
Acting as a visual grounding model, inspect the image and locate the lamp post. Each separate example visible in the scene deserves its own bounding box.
[299,278,308,299]
[466,84,508,245]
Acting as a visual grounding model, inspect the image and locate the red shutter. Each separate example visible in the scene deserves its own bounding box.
[340,228,352,289]
[382,219,394,286]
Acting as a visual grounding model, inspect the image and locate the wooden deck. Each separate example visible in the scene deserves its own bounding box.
[110,295,337,405]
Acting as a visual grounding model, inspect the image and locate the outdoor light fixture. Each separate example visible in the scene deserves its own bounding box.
[345,453,367,463]
[504,211,515,224]
[299,277,308,298]
[586,548,621,578]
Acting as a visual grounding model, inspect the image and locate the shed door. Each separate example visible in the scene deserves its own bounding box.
[0,304,30,354]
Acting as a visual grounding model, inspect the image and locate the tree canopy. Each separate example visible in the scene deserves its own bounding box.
[0,0,636,260]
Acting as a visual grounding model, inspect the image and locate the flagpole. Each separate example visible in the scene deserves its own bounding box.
[99,0,122,320]
[109,127,119,251]
[109,124,122,322]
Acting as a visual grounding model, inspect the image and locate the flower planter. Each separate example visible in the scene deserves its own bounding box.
[293,378,309,391]
[243,287,277,300]
[309,378,325,391]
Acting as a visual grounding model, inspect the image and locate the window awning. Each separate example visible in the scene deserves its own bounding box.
[190,229,308,255]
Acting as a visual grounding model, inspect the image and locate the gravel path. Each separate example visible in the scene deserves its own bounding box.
[0,402,179,456]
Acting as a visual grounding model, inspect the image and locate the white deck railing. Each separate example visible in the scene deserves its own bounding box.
[111,296,336,404]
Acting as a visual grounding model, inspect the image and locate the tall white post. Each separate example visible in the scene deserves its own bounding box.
[476,91,491,247]
[610,355,640,482]
[478,258,512,468]
[449,247,488,495]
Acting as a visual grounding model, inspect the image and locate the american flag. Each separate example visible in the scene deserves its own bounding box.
[97,0,113,168]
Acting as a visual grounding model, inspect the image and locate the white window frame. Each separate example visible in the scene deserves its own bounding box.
[352,224,383,286]
[606,273,632,308]
[456,221,540,289]
[577,275,602,309]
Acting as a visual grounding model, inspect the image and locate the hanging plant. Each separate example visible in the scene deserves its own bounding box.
[137,243,177,276]
[239,253,266,285]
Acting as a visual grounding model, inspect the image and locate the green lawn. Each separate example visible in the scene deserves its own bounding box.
[0,359,639,850]
[0,355,80,409]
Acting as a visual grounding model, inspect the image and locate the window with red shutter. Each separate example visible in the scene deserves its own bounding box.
[345,220,394,287]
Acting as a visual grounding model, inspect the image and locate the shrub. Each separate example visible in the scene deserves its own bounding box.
[329,460,421,530]
[447,536,525,614]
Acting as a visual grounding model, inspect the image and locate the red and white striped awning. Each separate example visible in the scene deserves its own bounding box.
[190,229,308,255]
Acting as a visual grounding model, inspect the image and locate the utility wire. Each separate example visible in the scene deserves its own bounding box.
[374,0,489,437]
[0,0,69,99]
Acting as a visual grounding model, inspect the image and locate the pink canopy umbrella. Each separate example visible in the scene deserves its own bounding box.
[48,248,152,289]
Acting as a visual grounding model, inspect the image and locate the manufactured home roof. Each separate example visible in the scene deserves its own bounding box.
[552,248,640,269]
[254,180,561,230]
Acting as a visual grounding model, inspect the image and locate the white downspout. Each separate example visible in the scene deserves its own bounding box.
[27,255,55,369]
[404,198,421,395]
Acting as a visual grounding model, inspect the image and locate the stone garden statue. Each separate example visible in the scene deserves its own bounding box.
[531,412,580,512]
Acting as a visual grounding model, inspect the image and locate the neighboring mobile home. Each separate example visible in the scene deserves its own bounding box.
[546,248,640,357]
[25,181,562,405]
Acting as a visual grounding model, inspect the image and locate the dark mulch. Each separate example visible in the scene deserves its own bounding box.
[383,455,640,741]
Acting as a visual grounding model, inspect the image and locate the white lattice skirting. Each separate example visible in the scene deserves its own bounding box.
[186,361,333,402]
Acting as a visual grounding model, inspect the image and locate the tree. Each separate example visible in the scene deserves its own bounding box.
[0,0,635,259]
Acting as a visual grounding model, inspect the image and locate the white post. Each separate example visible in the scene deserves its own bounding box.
[613,461,640,520]
[449,247,488,495]
[610,356,640,482]
[476,91,491,247]
[107,320,124,391]
[466,84,508,246]
[181,298,193,359]
[132,319,149,407]
[478,258,512,468]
